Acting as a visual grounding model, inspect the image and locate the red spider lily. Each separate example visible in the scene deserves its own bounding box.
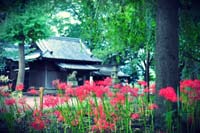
[16,83,24,91]
[188,90,200,102]
[0,91,10,97]
[119,86,138,97]
[33,109,42,118]
[150,83,156,89]
[84,82,96,92]
[159,87,177,102]
[92,108,115,132]
[180,79,193,89]
[137,80,147,87]
[120,85,132,94]
[180,79,200,92]
[28,88,38,95]
[143,83,156,94]
[180,79,194,94]
[58,82,68,90]
[148,103,159,110]
[43,95,59,108]
[107,91,114,97]
[130,87,139,97]
[95,77,112,86]
[113,83,123,89]
[110,92,125,106]
[65,87,75,96]
[103,77,113,86]
[84,80,96,86]
[131,113,140,119]
[143,87,156,94]
[59,96,69,104]
[31,117,45,130]
[89,99,95,107]
[44,95,68,107]
[75,86,90,101]
[4,98,16,106]
[54,110,64,122]
[180,79,200,102]
[193,79,200,90]
[92,118,115,132]
[54,110,61,117]
[143,88,149,93]
[92,86,109,98]
[93,104,106,119]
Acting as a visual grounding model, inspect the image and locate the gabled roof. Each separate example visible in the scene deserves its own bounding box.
[29,37,102,63]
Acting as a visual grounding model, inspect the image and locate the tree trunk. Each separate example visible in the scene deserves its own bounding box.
[16,43,25,85]
[155,0,179,131]
[145,50,150,102]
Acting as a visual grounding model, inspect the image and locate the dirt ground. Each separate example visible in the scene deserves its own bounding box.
[23,96,41,109]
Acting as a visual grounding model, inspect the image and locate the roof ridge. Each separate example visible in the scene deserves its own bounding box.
[49,36,80,42]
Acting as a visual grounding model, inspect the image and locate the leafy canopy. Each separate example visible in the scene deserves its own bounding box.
[0,0,53,44]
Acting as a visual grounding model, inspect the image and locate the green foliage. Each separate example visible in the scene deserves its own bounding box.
[0,0,53,44]
[74,0,156,60]
[50,0,156,81]
[179,6,200,79]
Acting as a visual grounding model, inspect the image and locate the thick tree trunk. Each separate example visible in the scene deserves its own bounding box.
[16,43,25,85]
[155,0,179,131]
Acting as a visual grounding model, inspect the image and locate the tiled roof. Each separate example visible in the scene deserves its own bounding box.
[34,37,102,62]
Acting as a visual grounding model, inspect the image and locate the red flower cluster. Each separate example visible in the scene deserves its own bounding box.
[180,79,200,102]
[143,83,156,94]
[0,90,10,97]
[113,83,123,89]
[148,103,158,110]
[91,119,115,132]
[159,87,177,102]
[180,79,200,91]
[54,110,64,122]
[31,118,45,130]
[137,80,147,87]
[75,85,90,101]
[131,113,140,119]
[92,104,115,132]
[4,98,16,106]
[52,79,68,90]
[110,92,125,106]
[120,85,138,97]
[43,95,59,108]
[31,109,45,130]
[16,83,24,91]
[28,88,38,95]
[95,77,112,86]
[58,82,68,90]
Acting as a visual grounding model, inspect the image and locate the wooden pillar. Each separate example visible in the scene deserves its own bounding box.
[39,87,44,111]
